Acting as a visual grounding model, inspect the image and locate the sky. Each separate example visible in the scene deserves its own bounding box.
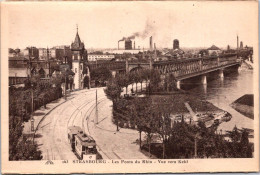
[4,1,258,50]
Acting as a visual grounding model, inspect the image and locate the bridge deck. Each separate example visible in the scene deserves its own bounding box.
[176,62,240,80]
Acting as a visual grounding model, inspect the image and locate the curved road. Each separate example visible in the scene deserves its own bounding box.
[35,85,148,160]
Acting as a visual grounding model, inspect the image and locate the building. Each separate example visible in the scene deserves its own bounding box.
[240,41,243,49]
[88,54,115,61]
[9,56,29,85]
[38,48,51,60]
[173,39,179,50]
[22,47,39,59]
[227,45,230,50]
[54,45,72,63]
[125,39,132,50]
[207,45,222,56]
[50,48,64,60]
[71,27,90,89]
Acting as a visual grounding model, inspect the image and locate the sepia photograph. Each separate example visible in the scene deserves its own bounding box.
[1,1,259,173]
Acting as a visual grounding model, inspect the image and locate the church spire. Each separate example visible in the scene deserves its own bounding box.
[71,24,84,50]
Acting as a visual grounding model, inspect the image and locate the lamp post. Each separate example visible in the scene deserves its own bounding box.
[64,68,67,100]
[31,83,34,132]
[95,89,98,124]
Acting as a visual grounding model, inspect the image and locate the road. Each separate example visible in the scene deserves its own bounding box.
[35,83,148,160]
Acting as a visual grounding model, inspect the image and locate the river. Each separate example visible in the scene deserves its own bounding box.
[185,68,254,132]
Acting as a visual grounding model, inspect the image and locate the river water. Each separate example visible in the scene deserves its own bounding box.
[186,69,254,132]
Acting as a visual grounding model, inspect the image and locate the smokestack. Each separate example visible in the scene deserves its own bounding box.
[134,41,135,50]
[237,35,239,50]
[150,36,153,51]
[154,43,157,59]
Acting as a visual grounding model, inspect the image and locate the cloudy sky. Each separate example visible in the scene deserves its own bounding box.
[4,1,258,49]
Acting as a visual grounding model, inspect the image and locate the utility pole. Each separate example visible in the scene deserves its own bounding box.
[31,84,34,132]
[64,68,67,100]
[64,56,67,100]
[194,133,198,158]
[95,89,98,124]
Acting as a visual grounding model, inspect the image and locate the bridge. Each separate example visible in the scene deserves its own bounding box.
[127,54,241,88]
[88,53,241,88]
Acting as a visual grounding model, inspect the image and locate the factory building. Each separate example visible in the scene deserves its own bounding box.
[125,39,132,50]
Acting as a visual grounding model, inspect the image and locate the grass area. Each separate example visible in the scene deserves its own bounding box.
[150,93,221,114]
[233,94,254,107]
[114,92,224,128]
[231,94,254,119]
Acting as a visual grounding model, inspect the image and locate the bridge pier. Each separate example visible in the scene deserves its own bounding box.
[176,80,181,89]
[111,70,117,77]
[219,69,224,78]
[201,75,207,85]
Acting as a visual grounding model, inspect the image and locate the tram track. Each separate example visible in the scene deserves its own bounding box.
[37,89,100,160]
[84,98,122,160]
[48,90,96,160]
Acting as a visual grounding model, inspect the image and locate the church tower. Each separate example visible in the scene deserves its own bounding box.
[71,26,89,89]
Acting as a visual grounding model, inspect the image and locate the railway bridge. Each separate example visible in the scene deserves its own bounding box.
[127,54,241,88]
[88,54,241,89]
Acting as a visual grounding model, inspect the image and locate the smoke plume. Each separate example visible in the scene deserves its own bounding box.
[118,20,155,42]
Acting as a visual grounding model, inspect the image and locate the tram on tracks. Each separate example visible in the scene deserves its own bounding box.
[68,126,97,160]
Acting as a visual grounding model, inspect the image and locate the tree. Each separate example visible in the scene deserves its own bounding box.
[164,73,177,92]
[133,72,140,93]
[149,69,161,93]
[137,70,144,92]
[143,69,150,90]
[129,72,136,93]
[11,136,42,160]
[133,98,150,149]
[104,78,122,131]
[90,67,112,86]
[142,106,158,157]
[116,74,129,95]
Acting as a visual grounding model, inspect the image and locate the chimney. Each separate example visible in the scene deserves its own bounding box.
[150,36,153,51]
[237,35,239,50]
[154,43,157,59]
[134,41,136,50]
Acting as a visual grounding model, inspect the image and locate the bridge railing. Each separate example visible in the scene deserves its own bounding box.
[156,55,238,78]
[88,61,125,70]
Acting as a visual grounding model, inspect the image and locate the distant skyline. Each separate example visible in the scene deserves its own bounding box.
[4,1,258,50]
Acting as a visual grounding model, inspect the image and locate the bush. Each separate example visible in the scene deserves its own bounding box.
[9,78,63,160]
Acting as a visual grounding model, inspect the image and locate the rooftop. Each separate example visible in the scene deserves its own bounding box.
[207,45,221,50]
[71,28,85,51]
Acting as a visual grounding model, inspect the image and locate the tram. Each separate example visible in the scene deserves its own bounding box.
[68,126,97,160]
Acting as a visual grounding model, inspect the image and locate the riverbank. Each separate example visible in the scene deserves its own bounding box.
[114,91,231,129]
[230,94,254,119]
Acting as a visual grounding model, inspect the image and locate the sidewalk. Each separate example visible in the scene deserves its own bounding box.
[23,98,67,136]
[22,88,98,136]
